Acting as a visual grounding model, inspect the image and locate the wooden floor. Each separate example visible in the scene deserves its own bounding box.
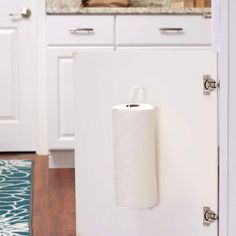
[0,153,76,236]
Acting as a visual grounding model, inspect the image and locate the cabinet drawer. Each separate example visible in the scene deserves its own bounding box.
[47,16,114,46]
[116,16,211,46]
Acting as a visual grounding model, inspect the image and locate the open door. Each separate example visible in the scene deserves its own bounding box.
[75,50,218,236]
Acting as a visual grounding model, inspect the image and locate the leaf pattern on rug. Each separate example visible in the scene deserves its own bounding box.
[0,160,33,236]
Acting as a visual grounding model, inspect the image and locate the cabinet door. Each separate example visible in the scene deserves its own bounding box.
[47,47,114,150]
[75,50,218,236]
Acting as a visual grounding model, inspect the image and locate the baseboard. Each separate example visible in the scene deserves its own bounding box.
[49,150,74,169]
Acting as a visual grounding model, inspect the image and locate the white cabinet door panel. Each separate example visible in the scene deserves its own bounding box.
[75,50,218,236]
[47,47,114,150]
[48,48,77,149]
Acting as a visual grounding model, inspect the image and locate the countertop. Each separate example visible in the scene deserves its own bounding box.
[46,6,211,15]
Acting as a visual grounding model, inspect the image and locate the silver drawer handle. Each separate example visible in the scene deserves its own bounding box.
[159,28,184,33]
[69,28,94,34]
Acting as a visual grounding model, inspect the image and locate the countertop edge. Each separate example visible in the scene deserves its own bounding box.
[46,7,211,15]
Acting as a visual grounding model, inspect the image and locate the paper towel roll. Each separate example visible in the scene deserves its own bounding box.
[112,104,157,209]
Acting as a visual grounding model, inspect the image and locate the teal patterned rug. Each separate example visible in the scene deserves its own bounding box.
[0,160,33,236]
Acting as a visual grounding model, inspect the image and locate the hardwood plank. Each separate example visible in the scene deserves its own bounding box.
[48,169,75,236]
[32,156,50,236]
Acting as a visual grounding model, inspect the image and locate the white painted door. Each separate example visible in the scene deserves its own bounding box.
[75,50,218,236]
[0,1,37,151]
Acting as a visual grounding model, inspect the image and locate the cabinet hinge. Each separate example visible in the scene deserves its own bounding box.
[203,207,218,226]
[203,75,219,95]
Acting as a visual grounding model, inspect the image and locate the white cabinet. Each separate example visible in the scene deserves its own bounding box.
[47,15,115,151]
[47,47,114,150]
[46,14,212,154]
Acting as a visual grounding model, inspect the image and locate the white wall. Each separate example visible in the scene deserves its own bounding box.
[228,0,236,235]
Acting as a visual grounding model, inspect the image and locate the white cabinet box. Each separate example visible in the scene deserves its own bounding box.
[46,15,212,152]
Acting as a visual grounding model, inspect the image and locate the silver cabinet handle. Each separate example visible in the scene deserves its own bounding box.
[159,28,184,33]
[9,7,32,18]
[69,28,94,34]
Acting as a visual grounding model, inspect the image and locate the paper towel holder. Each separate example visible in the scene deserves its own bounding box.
[128,86,146,104]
